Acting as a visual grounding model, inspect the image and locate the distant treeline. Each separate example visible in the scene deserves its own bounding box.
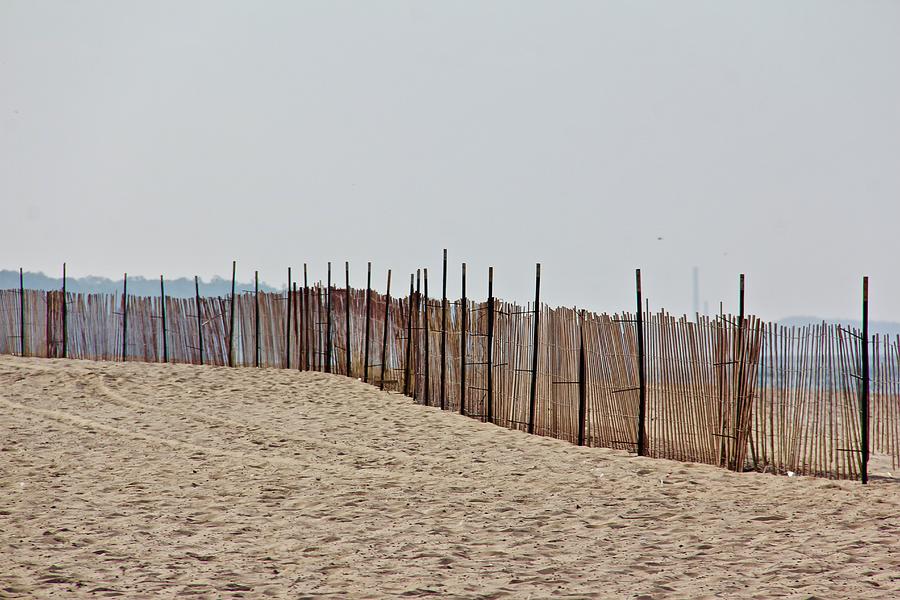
[0,270,278,298]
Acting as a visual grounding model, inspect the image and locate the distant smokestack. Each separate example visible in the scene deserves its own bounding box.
[692,267,700,315]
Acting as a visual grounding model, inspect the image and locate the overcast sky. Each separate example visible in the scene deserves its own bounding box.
[2,1,898,320]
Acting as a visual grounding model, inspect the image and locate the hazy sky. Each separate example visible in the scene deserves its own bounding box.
[2,1,899,320]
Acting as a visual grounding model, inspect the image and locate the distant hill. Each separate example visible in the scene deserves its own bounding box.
[778,316,900,337]
[0,270,278,298]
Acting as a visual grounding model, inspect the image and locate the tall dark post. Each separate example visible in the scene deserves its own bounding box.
[636,269,647,456]
[440,249,448,410]
[459,263,467,415]
[424,268,430,405]
[294,271,307,371]
[303,265,310,371]
[403,274,414,396]
[293,282,299,367]
[363,262,372,382]
[317,286,324,371]
[121,273,128,362]
[286,267,293,369]
[62,263,67,358]
[527,264,541,434]
[195,276,204,365]
[325,262,332,374]
[577,310,587,446]
[860,276,870,484]
[160,275,168,363]
[254,271,260,367]
[732,273,746,470]
[380,270,392,391]
[228,261,236,367]
[414,270,421,400]
[486,266,495,423]
[19,268,25,357]
[345,261,352,377]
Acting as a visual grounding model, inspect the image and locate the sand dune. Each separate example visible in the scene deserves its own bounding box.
[1,356,897,598]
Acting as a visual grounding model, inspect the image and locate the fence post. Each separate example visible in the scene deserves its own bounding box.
[422,269,432,410]
[62,263,67,359]
[317,285,324,371]
[345,262,352,377]
[460,263,467,415]
[578,310,587,446]
[294,274,306,371]
[414,270,421,401]
[860,276,870,484]
[45,276,51,358]
[440,249,447,410]
[195,276,204,365]
[254,271,260,367]
[636,268,646,456]
[527,263,541,435]
[363,262,372,382]
[293,282,299,367]
[160,275,168,363]
[403,274,414,396]
[486,266,494,424]
[18,268,25,357]
[286,267,293,369]
[731,273,746,470]
[325,262,332,374]
[121,273,128,362]
[228,261,236,367]
[380,270,392,391]
[303,264,310,371]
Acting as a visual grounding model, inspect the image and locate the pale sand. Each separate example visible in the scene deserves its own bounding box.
[0,357,897,599]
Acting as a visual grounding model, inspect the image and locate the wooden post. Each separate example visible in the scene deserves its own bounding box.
[636,269,646,456]
[380,270,392,391]
[363,262,372,382]
[440,249,448,410]
[317,285,324,372]
[45,276,50,358]
[403,274,414,396]
[345,261,352,377]
[861,276,870,484]
[732,273,746,470]
[486,266,495,423]
[293,281,299,368]
[18,268,25,357]
[578,310,587,446]
[424,268,430,405]
[121,273,128,362]
[228,261,236,367]
[294,270,307,371]
[324,263,332,373]
[160,275,168,363]
[195,276,204,365]
[62,263,67,358]
[254,271,260,367]
[460,263,467,415]
[527,264,541,434]
[303,264,310,371]
[286,267,292,369]
[414,270,421,400]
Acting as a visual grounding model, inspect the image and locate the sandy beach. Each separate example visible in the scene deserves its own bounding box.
[1,356,897,599]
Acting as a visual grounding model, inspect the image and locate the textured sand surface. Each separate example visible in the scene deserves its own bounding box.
[1,356,898,599]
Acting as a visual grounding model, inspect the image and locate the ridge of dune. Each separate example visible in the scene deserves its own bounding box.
[1,356,897,599]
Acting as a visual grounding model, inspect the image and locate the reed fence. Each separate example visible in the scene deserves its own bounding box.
[2,263,897,483]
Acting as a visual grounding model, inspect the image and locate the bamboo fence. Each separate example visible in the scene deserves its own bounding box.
[1,275,897,482]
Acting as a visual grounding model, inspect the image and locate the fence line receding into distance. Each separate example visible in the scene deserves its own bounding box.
[2,262,898,484]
